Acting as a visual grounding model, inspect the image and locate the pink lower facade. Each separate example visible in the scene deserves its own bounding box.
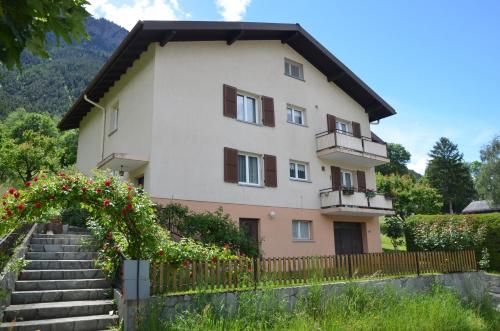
[153,197,383,257]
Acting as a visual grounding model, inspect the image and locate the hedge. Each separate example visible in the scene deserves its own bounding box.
[405,213,500,271]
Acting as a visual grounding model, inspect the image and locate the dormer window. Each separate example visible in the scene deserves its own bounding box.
[284,58,304,80]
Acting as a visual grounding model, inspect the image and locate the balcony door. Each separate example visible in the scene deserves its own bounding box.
[334,222,363,255]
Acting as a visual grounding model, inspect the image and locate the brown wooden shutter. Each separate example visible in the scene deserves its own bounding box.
[357,170,366,192]
[327,114,336,133]
[223,84,237,118]
[331,166,341,190]
[264,154,277,187]
[352,121,361,138]
[262,96,275,127]
[224,147,238,183]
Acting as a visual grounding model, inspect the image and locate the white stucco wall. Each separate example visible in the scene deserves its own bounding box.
[76,46,156,187]
[148,40,377,209]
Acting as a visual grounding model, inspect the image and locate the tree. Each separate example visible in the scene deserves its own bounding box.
[0,109,78,183]
[376,173,442,221]
[376,143,411,175]
[425,137,476,214]
[0,0,89,69]
[476,134,500,205]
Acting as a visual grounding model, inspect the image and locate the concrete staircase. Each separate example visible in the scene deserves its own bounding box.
[1,231,118,330]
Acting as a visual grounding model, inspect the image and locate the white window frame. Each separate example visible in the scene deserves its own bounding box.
[237,92,259,124]
[289,161,309,181]
[238,153,261,186]
[284,58,304,80]
[336,120,350,134]
[287,105,306,126]
[292,220,312,240]
[109,102,119,134]
[341,170,353,188]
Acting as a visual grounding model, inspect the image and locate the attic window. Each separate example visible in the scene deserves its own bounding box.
[284,58,304,80]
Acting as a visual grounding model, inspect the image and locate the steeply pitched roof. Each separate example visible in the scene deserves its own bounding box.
[462,200,500,214]
[59,21,396,130]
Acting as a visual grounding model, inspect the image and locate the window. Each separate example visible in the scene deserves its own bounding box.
[336,120,349,134]
[287,106,305,125]
[292,220,311,240]
[284,59,304,80]
[109,102,119,133]
[237,94,258,124]
[289,161,308,181]
[341,170,353,188]
[238,153,261,185]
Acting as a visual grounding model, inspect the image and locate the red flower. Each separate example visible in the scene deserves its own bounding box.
[17,204,25,211]
[105,180,111,187]
[42,174,47,179]
[6,209,13,216]
[95,188,102,194]
[2,193,8,199]
[35,202,42,209]
[158,249,164,256]
[121,208,127,216]
[24,181,31,187]
[33,177,38,182]
[211,256,218,263]
[13,192,20,199]
[127,186,132,192]
[61,185,69,191]
[127,194,132,201]
[8,188,15,195]
[127,203,133,210]
[58,172,65,177]
[103,199,110,207]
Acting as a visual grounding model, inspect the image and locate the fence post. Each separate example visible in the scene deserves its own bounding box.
[253,258,258,290]
[414,252,420,276]
[347,255,352,279]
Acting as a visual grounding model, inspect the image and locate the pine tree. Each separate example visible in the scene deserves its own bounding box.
[425,137,476,213]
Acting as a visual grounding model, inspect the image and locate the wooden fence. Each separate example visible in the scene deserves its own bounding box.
[150,250,476,295]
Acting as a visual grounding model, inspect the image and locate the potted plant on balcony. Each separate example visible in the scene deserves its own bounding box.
[365,189,376,200]
[342,186,355,195]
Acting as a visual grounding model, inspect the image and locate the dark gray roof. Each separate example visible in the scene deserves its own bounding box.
[58,21,396,130]
[462,200,500,214]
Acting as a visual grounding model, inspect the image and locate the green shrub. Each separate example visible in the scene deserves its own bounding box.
[60,207,89,227]
[158,203,259,257]
[405,213,500,271]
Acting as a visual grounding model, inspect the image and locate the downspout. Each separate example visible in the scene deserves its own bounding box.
[83,94,106,161]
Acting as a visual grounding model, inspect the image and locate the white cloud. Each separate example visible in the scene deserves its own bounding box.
[216,0,251,21]
[408,157,428,175]
[87,0,190,30]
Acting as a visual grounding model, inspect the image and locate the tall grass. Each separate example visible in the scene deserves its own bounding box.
[139,284,499,331]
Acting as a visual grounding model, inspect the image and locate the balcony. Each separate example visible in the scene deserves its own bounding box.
[97,153,149,173]
[315,130,389,167]
[319,188,394,216]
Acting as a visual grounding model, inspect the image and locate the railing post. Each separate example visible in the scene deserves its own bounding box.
[253,257,258,290]
[415,252,420,276]
[347,255,352,279]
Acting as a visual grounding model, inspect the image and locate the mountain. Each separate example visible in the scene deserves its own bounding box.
[0,17,128,119]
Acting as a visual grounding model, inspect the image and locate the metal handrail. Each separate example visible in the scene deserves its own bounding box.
[319,187,385,196]
[315,130,387,146]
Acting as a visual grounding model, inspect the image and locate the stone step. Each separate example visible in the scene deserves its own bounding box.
[19,269,105,281]
[26,251,97,260]
[33,234,93,239]
[15,279,110,291]
[0,314,118,331]
[25,260,94,270]
[489,286,500,294]
[3,300,114,322]
[29,244,96,252]
[11,289,112,304]
[31,237,95,245]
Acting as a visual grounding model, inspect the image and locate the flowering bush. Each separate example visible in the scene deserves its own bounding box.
[0,170,238,276]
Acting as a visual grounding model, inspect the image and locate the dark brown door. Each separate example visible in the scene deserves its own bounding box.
[239,218,259,244]
[334,222,363,254]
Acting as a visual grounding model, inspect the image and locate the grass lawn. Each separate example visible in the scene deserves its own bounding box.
[140,284,499,331]
[381,234,407,252]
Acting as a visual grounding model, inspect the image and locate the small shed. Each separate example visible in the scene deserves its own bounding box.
[462,200,500,214]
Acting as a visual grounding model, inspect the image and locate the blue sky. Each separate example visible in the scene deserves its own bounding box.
[88,0,500,174]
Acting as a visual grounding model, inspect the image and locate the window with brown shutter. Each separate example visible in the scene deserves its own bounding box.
[352,121,361,138]
[224,147,238,183]
[331,166,341,190]
[264,154,277,187]
[223,84,237,118]
[261,96,275,127]
[357,170,366,192]
[327,114,336,133]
